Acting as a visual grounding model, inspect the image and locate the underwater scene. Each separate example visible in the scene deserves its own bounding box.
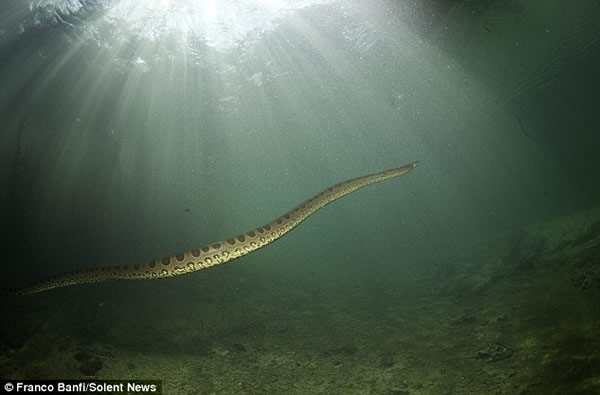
[1,0,599,393]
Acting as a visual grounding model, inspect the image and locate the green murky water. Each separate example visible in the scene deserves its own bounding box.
[1,0,599,393]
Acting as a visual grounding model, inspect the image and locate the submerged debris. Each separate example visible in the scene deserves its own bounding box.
[79,357,103,376]
[443,343,513,363]
[74,349,103,376]
[324,345,358,357]
[380,353,396,367]
[476,343,513,362]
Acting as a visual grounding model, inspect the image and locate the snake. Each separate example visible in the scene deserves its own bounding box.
[1,161,419,296]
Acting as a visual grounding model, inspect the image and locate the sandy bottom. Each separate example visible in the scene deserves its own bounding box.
[2,207,600,394]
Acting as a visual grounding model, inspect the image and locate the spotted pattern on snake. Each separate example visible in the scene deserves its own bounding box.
[1,161,419,295]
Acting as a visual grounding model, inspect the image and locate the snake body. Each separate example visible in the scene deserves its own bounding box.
[2,161,418,295]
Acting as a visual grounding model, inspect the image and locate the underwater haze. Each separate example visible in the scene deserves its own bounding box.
[1,0,600,393]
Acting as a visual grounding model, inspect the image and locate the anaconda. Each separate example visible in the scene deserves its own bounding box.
[1,161,419,295]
